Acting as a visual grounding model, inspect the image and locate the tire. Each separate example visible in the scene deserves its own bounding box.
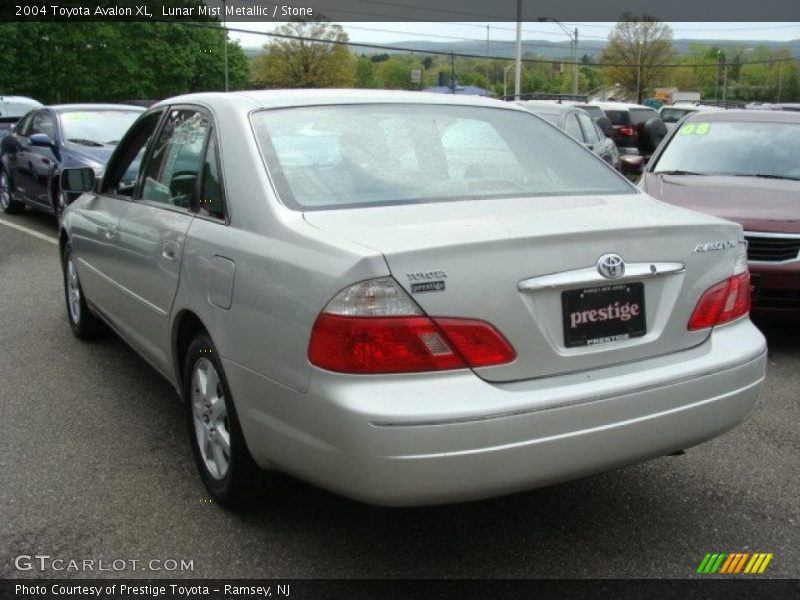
[184,334,262,507]
[62,242,104,339]
[641,118,668,153]
[0,168,24,214]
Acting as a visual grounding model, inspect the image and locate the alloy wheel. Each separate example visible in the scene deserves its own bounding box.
[191,358,231,480]
[66,255,81,324]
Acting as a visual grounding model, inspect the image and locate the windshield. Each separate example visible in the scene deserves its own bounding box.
[60,110,141,145]
[251,104,633,210]
[652,120,800,180]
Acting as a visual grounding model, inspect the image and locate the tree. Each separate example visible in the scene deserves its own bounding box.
[252,20,354,88]
[600,14,675,103]
[0,20,249,103]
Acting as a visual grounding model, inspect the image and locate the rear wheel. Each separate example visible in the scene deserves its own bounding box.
[62,242,104,339]
[0,169,24,214]
[184,334,262,507]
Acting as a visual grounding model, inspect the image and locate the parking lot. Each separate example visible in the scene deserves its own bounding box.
[1,209,798,579]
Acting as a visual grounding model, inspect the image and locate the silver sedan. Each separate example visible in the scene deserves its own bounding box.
[58,90,767,507]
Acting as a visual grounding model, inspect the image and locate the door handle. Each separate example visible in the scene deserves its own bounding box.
[162,240,179,261]
[102,225,117,240]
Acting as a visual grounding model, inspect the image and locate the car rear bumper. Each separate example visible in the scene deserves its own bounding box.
[226,318,766,506]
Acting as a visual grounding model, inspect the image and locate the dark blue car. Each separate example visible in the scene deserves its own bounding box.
[0,104,143,220]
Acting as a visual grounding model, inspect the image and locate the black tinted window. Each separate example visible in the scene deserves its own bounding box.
[604,110,630,126]
[198,133,225,220]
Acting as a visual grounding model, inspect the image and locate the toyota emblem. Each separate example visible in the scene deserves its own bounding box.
[597,253,625,279]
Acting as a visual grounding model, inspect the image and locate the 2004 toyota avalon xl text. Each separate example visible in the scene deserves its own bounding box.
[58,90,767,507]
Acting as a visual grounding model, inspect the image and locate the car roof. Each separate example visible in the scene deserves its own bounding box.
[46,103,146,112]
[517,102,581,114]
[594,101,655,111]
[153,89,522,112]
[684,109,800,123]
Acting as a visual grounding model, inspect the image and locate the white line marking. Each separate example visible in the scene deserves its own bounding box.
[0,218,58,246]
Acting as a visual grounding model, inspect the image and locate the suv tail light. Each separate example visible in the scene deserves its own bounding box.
[616,125,636,137]
[308,277,516,374]
[688,243,751,330]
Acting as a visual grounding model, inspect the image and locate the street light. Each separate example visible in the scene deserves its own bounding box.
[538,17,579,95]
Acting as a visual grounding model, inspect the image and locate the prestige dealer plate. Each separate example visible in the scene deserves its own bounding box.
[562,282,646,347]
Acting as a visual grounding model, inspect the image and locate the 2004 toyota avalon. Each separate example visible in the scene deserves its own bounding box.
[58,90,767,507]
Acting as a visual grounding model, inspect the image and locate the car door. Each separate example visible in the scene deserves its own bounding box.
[68,109,165,322]
[18,109,58,206]
[112,106,210,373]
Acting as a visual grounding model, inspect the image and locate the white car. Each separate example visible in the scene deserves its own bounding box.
[58,90,767,506]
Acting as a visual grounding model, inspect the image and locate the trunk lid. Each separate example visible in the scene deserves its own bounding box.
[304,194,743,382]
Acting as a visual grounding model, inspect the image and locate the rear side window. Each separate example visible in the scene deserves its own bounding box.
[564,114,584,141]
[576,105,604,121]
[198,133,225,220]
[251,103,634,210]
[604,110,630,126]
[660,108,692,123]
[577,113,600,144]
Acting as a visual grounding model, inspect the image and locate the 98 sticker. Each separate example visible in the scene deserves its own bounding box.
[680,122,711,136]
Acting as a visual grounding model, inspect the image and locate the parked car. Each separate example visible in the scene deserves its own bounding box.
[641,109,800,315]
[659,104,722,131]
[0,103,143,220]
[518,101,620,169]
[0,95,42,140]
[595,101,668,172]
[58,90,765,507]
[573,103,616,137]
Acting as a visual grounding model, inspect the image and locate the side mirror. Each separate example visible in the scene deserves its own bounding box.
[29,133,54,147]
[60,167,95,193]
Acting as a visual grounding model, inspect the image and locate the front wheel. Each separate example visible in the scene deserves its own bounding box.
[0,169,24,213]
[184,334,262,506]
[62,242,104,339]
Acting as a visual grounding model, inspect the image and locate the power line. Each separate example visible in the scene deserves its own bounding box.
[182,21,798,68]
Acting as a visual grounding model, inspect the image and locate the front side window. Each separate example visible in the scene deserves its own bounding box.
[141,109,210,209]
[251,104,633,211]
[31,111,56,140]
[102,110,163,197]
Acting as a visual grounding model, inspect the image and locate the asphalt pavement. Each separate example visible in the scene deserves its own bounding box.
[1,209,798,579]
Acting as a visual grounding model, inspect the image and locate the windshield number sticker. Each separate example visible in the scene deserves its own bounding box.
[680,123,710,136]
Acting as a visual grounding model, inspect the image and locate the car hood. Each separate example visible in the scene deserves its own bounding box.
[63,142,116,165]
[641,173,800,233]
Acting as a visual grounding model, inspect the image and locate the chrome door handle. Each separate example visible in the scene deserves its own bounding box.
[162,241,179,261]
[103,225,117,240]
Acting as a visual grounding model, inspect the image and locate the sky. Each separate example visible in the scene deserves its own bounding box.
[227,21,800,50]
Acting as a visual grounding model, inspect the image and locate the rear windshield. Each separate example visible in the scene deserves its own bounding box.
[660,108,694,123]
[251,104,633,210]
[652,120,800,180]
[604,110,630,126]
[630,108,659,125]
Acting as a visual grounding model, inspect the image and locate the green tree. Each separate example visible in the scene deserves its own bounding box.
[601,14,675,103]
[252,20,355,88]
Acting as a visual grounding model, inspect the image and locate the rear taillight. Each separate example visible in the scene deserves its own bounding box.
[616,125,636,137]
[688,243,751,330]
[308,277,516,374]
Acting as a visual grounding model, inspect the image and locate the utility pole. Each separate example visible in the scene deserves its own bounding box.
[723,64,728,102]
[514,0,522,100]
[450,53,455,94]
[572,27,579,96]
[777,61,783,102]
[222,0,229,91]
[485,25,490,92]
[715,50,721,101]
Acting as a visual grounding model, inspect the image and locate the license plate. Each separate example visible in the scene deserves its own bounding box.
[562,282,646,347]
